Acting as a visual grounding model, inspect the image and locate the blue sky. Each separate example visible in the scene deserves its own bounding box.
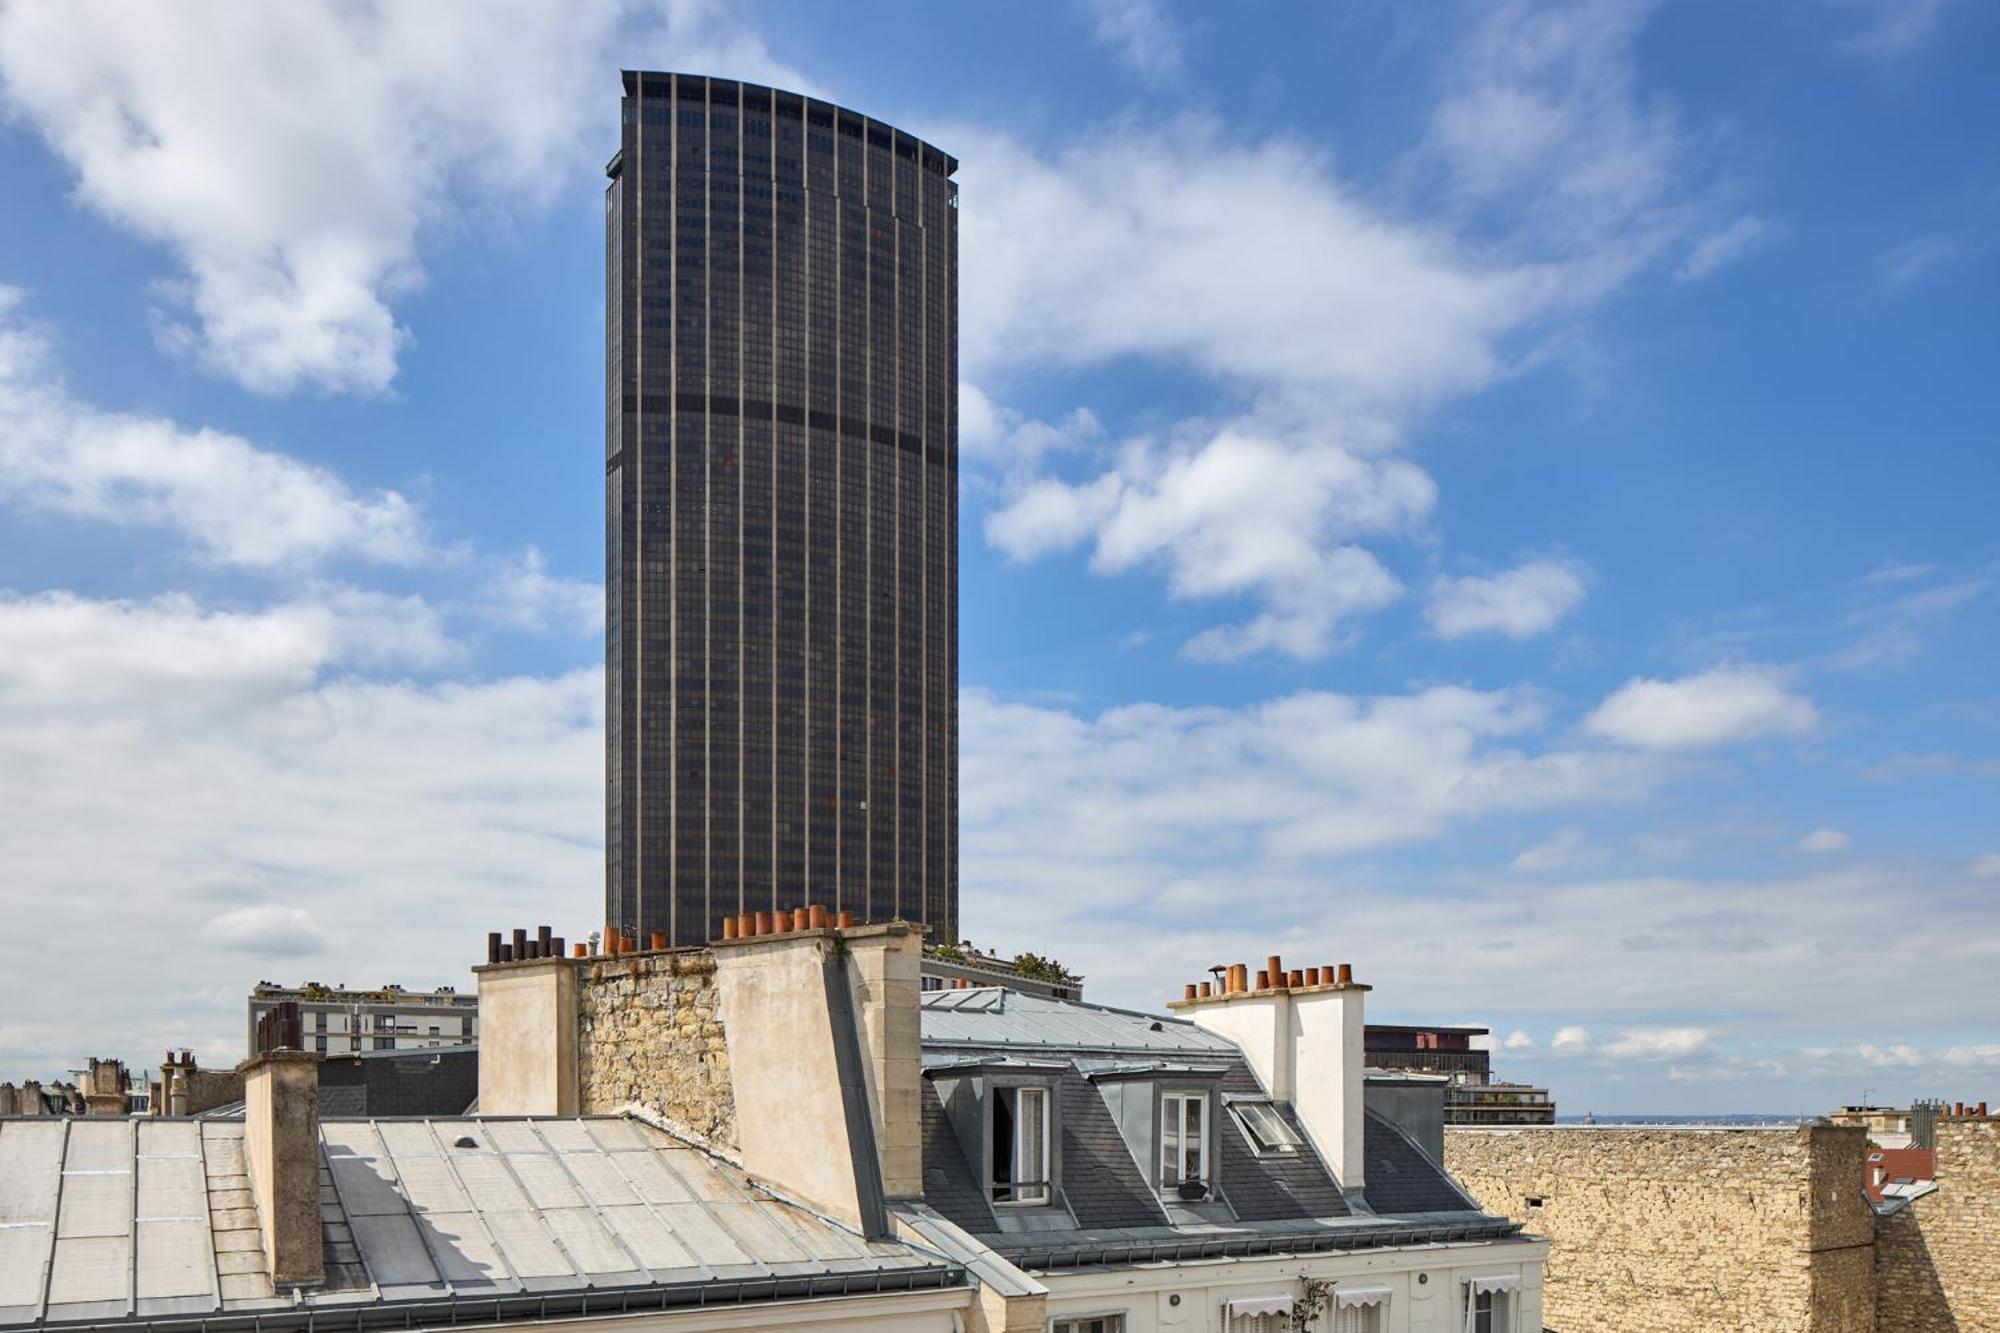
[0,0,1993,1113]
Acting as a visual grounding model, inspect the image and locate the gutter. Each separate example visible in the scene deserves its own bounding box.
[998,1218,1526,1273]
[21,1265,969,1333]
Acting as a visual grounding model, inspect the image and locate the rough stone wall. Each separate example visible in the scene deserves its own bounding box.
[1446,1126,1875,1332]
[577,951,735,1149]
[185,1066,247,1115]
[1875,1117,2000,1331]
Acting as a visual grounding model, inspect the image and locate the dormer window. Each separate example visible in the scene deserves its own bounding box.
[1161,1091,1209,1195]
[1231,1099,1303,1156]
[991,1084,1052,1204]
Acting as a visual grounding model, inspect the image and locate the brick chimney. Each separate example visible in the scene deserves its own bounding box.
[1171,956,1370,1199]
[241,1050,324,1286]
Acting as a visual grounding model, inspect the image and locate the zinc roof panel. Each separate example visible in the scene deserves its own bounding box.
[136,1153,205,1220]
[45,1234,128,1307]
[505,1153,584,1209]
[135,1218,213,1301]
[481,1209,575,1280]
[448,1153,532,1212]
[605,1150,696,1205]
[541,1206,640,1275]
[649,1202,754,1270]
[0,1121,64,1224]
[585,1120,651,1152]
[528,1120,600,1153]
[376,1123,446,1157]
[562,1151,641,1207]
[328,1152,406,1218]
[476,1122,548,1155]
[56,1170,132,1240]
[385,1154,471,1214]
[0,1225,53,1308]
[595,1204,700,1274]
[63,1120,133,1173]
[346,1214,441,1287]
[707,1201,811,1265]
[416,1212,513,1289]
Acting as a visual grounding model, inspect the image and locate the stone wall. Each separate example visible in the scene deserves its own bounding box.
[1875,1116,2000,1331]
[576,951,735,1149]
[1446,1125,1875,1332]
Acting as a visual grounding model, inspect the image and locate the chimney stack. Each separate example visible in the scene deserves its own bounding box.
[1173,952,1371,1198]
[242,1050,324,1286]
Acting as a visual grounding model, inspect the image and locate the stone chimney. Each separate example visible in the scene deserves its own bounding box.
[81,1058,131,1116]
[241,1050,324,1286]
[1170,956,1370,1198]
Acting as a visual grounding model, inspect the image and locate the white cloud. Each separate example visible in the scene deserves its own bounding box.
[1504,1030,1537,1050]
[1837,0,1959,58]
[1419,0,1685,260]
[1512,827,1587,872]
[1602,1027,1711,1060]
[1794,827,1852,854]
[0,1,802,395]
[479,548,604,636]
[1551,1026,1591,1051]
[1586,665,1818,750]
[961,2,1722,658]
[1828,577,1987,670]
[1427,559,1588,640]
[1879,233,1963,288]
[960,384,1105,474]
[1848,1042,2000,1072]
[1080,0,1186,83]
[0,589,601,1079]
[1677,215,1776,282]
[0,288,426,567]
[988,425,1431,659]
[203,905,330,958]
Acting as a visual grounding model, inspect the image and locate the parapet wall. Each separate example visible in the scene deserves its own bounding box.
[1446,1125,1875,1333]
[576,950,735,1149]
[1874,1117,2000,1331]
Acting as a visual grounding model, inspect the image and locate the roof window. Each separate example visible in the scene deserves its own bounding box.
[1231,1098,1303,1155]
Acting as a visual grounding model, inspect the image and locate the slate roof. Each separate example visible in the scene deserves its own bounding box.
[0,1115,960,1330]
[915,988,1491,1267]
[1361,1110,1477,1214]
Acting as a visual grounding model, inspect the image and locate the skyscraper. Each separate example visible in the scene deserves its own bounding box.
[606,72,958,948]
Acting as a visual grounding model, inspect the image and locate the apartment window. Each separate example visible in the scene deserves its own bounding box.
[1161,1091,1209,1192]
[991,1085,1051,1204]
[1052,1317,1125,1333]
[1230,1099,1302,1155]
[1333,1306,1382,1333]
[1463,1281,1516,1333]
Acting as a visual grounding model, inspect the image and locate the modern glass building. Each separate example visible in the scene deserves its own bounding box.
[606,71,958,948]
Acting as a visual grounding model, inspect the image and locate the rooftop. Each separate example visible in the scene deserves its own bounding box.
[0,1114,959,1331]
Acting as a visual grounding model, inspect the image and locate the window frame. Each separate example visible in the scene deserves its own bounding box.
[1159,1089,1210,1193]
[990,1081,1054,1206]
[1229,1097,1303,1156]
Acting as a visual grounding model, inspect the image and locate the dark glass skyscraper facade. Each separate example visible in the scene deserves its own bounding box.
[606,72,958,948]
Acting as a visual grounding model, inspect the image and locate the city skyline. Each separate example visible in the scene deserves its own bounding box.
[0,1,1993,1114]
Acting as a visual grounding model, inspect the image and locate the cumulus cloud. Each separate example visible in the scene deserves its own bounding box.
[1793,827,1851,854]
[0,288,426,567]
[1504,1030,1537,1050]
[0,1,802,395]
[1551,1026,1591,1051]
[1602,1027,1711,1060]
[1427,559,1588,640]
[961,2,1725,658]
[203,905,330,958]
[1586,665,1818,750]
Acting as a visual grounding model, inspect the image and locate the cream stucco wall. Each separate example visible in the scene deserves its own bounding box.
[1040,1239,1547,1332]
[476,958,578,1116]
